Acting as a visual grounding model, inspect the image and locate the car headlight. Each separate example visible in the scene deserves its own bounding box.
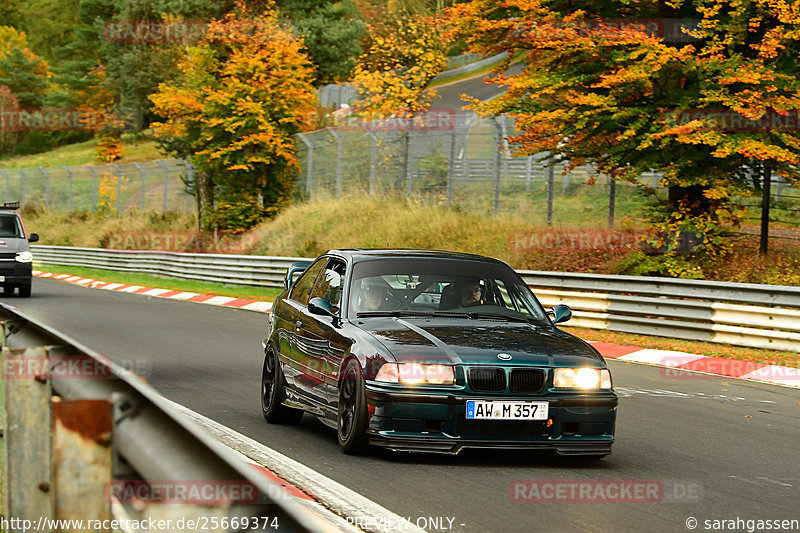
[375,363,455,385]
[15,251,33,263]
[554,368,612,389]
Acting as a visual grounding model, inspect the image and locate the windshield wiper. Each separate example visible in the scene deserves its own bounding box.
[355,311,435,318]
[465,312,539,324]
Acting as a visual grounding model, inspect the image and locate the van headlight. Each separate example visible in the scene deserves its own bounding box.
[15,251,33,263]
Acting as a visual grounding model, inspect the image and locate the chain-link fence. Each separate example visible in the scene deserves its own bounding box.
[294,112,800,230]
[294,112,665,224]
[0,158,195,214]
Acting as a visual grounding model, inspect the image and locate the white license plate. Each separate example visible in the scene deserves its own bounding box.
[465,400,549,420]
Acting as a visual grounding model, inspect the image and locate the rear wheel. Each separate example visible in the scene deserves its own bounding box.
[337,359,369,454]
[261,349,303,424]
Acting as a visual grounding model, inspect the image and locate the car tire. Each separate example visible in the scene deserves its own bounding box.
[261,349,303,424]
[18,284,31,297]
[337,359,369,454]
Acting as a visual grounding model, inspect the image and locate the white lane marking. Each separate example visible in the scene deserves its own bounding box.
[166,400,427,533]
[142,288,173,296]
[727,475,794,488]
[169,292,200,300]
[118,285,143,293]
[204,296,236,305]
[613,387,777,403]
[617,349,707,366]
[241,301,273,312]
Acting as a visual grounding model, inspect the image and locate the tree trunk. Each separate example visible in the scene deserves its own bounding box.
[196,169,215,231]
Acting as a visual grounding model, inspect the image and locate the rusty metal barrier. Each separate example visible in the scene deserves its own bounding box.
[0,303,320,532]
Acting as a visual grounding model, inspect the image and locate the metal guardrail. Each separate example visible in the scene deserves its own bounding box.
[0,303,320,532]
[31,245,800,353]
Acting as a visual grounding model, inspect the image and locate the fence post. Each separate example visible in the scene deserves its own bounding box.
[327,128,343,198]
[113,164,121,214]
[40,167,50,208]
[156,159,169,213]
[608,177,616,228]
[2,346,55,524]
[404,133,412,197]
[297,133,314,198]
[368,131,377,195]
[525,156,533,191]
[490,118,503,215]
[183,160,194,213]
[448,130,456,206]
[19,168,27,205]
[87,165,98,215]
[1,169,8,203]
[63,166,73,212]
[546,160,554,225]
[134,162,146,210]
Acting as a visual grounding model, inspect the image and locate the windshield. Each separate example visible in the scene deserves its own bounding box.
[0,214,23,238]
[349,258,549,325]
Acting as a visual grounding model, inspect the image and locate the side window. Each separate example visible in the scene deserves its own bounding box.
[290,259,326,306]
[311,259,346,312]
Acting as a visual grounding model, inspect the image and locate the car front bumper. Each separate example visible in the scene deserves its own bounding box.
[365,382,617,455]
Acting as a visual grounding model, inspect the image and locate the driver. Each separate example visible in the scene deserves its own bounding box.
[458,279,483,307]
[359,278,389,312]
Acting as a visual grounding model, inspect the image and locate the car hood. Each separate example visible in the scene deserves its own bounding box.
[0,237,28,254]
[358,316,603,367]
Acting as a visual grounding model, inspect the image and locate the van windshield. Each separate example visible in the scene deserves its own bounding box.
[0,214,22,238]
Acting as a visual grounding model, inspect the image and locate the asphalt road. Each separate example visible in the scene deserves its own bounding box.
[4,278,799,533]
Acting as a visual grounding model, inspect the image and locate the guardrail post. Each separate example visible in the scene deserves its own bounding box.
[2,346,55,525]
[156,160,169,214]
[63,166,74,212]
[52,397,113,531]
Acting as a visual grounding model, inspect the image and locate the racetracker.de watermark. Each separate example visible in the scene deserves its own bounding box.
[662,363,800,383]
[509,479,703,503]
[663,109,800,132]
[2,354,152,380]
[106,480,273,504]
[0,108,135,132]
[330,108,457,132]
[105,231,259,254]
[510,230,640,253]
[515,18,701,43]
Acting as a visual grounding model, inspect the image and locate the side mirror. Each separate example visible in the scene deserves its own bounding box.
[308,297,335,318]
[551,304,572,324]
[28,233,39,243]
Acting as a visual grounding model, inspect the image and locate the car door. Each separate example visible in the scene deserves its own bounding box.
[278,258,326,393]
[295,257,347,407]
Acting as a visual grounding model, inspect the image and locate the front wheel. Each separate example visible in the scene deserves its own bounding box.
[261,350,303,424]
[337,359,369,454]
[18,284,31,297]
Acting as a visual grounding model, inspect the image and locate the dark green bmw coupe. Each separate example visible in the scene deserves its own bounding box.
[261,250,617,456]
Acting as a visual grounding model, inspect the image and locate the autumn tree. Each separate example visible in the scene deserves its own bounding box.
[150,9,316,231]
[446,0,800,275]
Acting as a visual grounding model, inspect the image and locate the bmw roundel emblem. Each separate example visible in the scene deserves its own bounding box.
[497,353,512,361]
